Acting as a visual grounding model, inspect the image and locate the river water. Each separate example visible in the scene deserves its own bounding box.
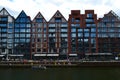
[0,67,120,80]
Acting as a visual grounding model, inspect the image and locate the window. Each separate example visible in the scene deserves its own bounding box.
[20,39,25,42]
[61,29,67,32]
[0,24,7,27]
[20,18,26,22]
[37,48,41,52]
[20,34,25,37]
[8,23,13,28]
[8,39,13,43]
[87,14,92,18]
[86,19,94,23]
[15,39,19,43]
[1,34,6,37]
[26,39,30,42]
[15,34,19,37]
[0,17,8,21]
[71,33,76,37]
[75,18,80,22]
[85,33,89,37]
[71,18,74,22]
[26,24,31,28]
[61,23,67,27]
[37,28,41,32]
[15,29,19,32]
[44,28,46,32]
[26,29,30,32]
[8,34,13,38]
[1,29,7,32]
[49,24,55,27]
[91,28,96,32]
[55,18,61,22]
[8,29,13,33]
[36,18,43,22]
[26,34,30,37]
[78,33,82,37]
[71,28,76,32]
[91,33,96,37]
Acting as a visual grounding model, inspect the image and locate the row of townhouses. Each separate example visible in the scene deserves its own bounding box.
[0,8,120,60]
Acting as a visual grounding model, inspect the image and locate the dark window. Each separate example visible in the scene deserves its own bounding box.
[37,49,41,52]
[75,18,80,22]
[36,18,43,22]
[55,18,61,22]
[0,17,8,21]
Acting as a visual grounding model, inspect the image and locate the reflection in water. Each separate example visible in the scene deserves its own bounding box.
[0,67,120,80]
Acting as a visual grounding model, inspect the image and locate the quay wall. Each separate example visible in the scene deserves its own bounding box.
[0,61,120,68]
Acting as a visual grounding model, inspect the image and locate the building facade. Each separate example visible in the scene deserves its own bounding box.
[1,7,120,60]
[32,12,48,59]
[68,10,98,58]
[48,10,68,59]
[14,11,31,59]
[98,11,120,54]
[0,8,14,59]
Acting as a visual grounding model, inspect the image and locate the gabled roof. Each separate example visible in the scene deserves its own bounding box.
[33,12,47,22]
[15,10,31,22]
[103,10,120,21]
[0,8,10,16]
[49,10,67,22]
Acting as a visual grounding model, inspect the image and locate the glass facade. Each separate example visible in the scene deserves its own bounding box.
[14,11,31,56]
[98,11,120,53]
[1,8,120,60]
[0,8,14,56]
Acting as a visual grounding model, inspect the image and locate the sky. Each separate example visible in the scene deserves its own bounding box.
[0,0,120,21]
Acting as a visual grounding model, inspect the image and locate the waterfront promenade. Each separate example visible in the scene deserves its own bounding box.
[0,60,120,68]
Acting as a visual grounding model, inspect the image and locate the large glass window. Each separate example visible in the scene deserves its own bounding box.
[49,24,55,27]
[20,29,26,32]
[20,18,26,22]
[0,17,8,21]
[26,29,30,32]
[8,34,13,38]
[15,29,19,32]
[15,34,19,37]
[91,33,96,37]
[87,14,92,18]
[8,29,13,33]
[1,34,7,37]
[71,33,76,37]
[85,33,89,37]
[61,23,67,27]
[15,39,19,43]
[26,34,30,37]
[36,18,43,22]
[26,24,31,28]
[0,24,7,27]
[91,28,96,32]
[20,24,26,28]
[61,29,67,32]
[8,39,13,43]
[1,29,7,32]
[20,39,25,42]
[20,34,25,37]
[75,18,80,22]
[8,23,13,28]
[71,28,76,32]
[26,39,30,42]
[86,19,94,22]
[55,18,61,22]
